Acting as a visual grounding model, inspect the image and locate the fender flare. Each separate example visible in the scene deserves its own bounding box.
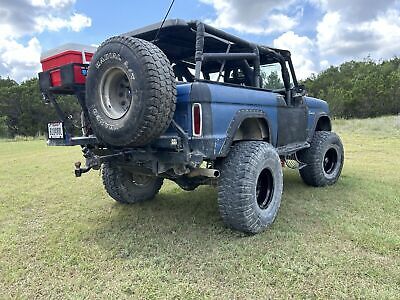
[219,109,272,157]
[308,113,332,141]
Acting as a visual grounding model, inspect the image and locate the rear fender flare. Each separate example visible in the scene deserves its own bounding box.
[219,110,272,157]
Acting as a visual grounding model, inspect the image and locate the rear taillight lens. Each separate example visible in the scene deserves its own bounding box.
[192,103,202,136]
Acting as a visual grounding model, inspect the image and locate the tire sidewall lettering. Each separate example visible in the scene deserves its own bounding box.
[88,47,142,134]
[95,52,122,69]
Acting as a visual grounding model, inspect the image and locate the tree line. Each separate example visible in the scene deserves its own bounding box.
[0,57,399,137]
[0,78,81,138]
[302,57,400,118]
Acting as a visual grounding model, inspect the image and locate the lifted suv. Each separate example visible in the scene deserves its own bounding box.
[38,19,344,234]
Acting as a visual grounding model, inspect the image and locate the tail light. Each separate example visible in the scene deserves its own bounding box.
[192,103,202,137]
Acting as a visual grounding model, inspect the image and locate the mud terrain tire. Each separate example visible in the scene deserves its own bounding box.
[297,131,344,187]
[217,141,283,234]
[102,163,163,204]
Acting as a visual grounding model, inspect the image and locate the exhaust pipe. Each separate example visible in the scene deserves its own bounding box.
[187,168,220,178]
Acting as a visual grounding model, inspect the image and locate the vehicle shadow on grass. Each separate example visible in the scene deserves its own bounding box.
[88,170,352,257]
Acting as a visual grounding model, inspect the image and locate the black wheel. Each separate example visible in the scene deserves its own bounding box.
[217,141,283,234]
[102,163,163,204]
[85,36,176,147]
[297,131,344,187]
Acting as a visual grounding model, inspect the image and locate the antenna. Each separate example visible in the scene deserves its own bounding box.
[153,0,176,42]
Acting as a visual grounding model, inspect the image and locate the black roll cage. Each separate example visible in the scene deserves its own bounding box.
[193,21,295,90]
[126,19,299,102]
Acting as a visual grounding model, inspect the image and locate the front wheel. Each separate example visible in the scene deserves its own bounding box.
[297,131,344,187]
[102,163,163,204]
[217,141,283,234]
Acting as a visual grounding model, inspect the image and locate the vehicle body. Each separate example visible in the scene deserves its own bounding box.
[38,19,344,233]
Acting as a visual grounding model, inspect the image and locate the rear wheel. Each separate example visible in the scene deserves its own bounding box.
[102,163,163,204]
[297,131,344,187]
[217,141,283,234]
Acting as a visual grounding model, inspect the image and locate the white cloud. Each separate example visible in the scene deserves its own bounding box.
[0,0,91,81]
[266,15,298,34]
[316,3,400,61]
[35,13,91,33]
[31,0,75,8]
[69,13,92,32]
[320,60,330,70]
[201,0,300,34]
[312,0,397,22]
[370,9,400,58]
[273,31,317,79]
[0,37,42,81]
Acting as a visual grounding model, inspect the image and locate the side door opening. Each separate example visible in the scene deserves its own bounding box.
[260,62,308,147]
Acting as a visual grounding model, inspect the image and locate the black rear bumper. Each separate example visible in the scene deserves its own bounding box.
[47,134,184,150]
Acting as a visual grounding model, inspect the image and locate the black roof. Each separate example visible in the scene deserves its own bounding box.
[123,19,291,68]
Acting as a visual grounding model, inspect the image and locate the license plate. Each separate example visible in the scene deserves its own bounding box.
[48,122,64,139]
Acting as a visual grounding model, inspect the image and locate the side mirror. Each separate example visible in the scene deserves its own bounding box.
[294,84,307,97]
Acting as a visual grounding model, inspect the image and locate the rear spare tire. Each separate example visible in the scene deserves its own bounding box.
[85,36,176,147]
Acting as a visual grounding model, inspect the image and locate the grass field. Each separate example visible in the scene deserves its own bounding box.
[1,116,399,298]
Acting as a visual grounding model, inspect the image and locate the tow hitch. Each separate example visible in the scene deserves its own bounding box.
[73,149,134,177]
[74,161,92,177]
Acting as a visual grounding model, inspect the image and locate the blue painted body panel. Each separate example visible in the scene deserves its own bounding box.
[164,82,330,159]
[206,84,279,154]
[304,96,330,138]
[163,83,192,136]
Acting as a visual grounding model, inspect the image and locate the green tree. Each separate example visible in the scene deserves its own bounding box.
[261,71,283,90]
[0,77,81,137]
[302,57,400,118]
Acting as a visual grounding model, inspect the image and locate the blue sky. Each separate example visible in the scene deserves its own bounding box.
[1,0,400,81]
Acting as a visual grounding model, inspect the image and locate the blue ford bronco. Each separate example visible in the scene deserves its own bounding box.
[38,19,344,234]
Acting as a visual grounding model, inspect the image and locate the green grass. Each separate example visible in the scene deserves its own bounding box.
[1,116,399,298]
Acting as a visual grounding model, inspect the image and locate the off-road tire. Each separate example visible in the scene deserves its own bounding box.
[297,131,344,187]
[85,36,176,147]
[217,141,283,234]
[102,163,163,204]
